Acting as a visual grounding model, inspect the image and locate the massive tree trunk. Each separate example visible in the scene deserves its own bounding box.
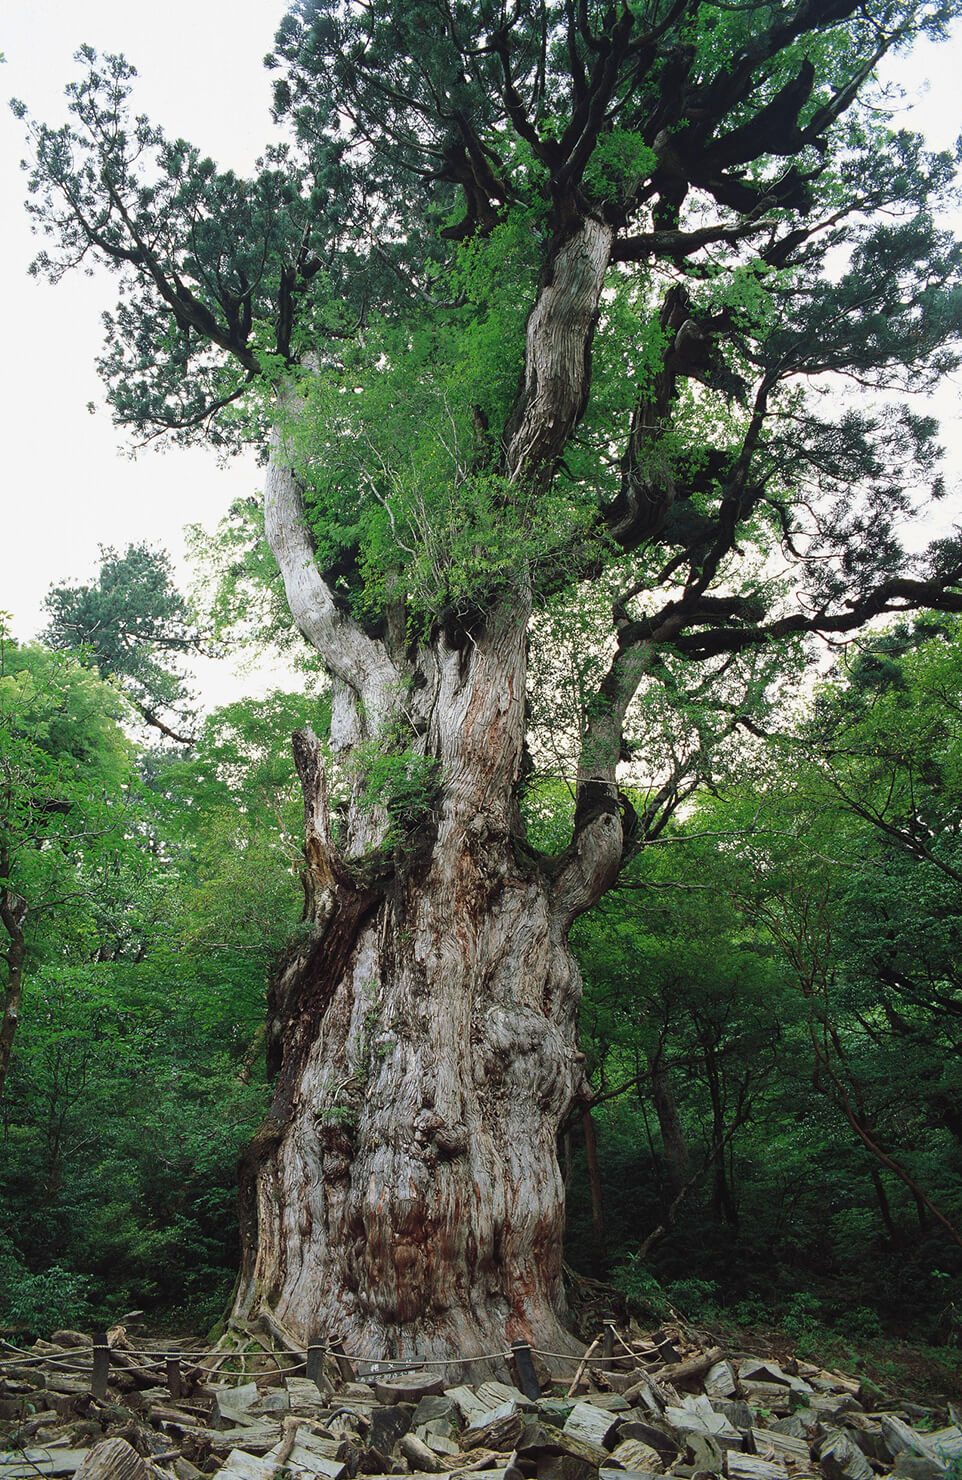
[234,601,621,1366]
[233,216,624,1369]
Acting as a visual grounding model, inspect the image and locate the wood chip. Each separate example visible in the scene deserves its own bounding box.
[77,1441,151,1480]
[751,1429,810,1464]
[562,1402,619,1448]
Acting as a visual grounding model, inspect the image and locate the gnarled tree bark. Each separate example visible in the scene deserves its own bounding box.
[232,218,626,1371]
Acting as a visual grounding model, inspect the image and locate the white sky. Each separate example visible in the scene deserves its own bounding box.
[0,0,293,705]
[1,4,961,711]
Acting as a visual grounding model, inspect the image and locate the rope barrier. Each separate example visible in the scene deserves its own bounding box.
[529,1346,642,1367]
[1,1330,648,1380]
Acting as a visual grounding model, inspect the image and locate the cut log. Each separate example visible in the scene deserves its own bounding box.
[737,1384,792,1414]
[460,1408,525,1454]
[284,1441,350,1480]
[213,1386,261,1429]
[45,1377,96,1397]
[818,1430,875,1480]
[726,1457,786,1480]
[190,1423,285,1454]
[215,1453,276,1480]
[609,1440,662,1471]
[515,1420,609,1469]
[478,1383,536,1412]
[617,1421,680,1460]
[287,1379,332,1410]
[660,1348,726,1389]
[532,1455,596,1480]
[892,1459,946,1480]
[750,1430,810,1465]
[398,1435,444,1473]
[664,1398,740,1451]
[578,1396,629,1413]
[76,1440,151,1480]
[444,1389,491,1427]
[374,1374,444,1406]
[251,1391,291,1417]
[929,1427,962,1465]
[562,1402,620,1448]
[599,1471,662,1480]
[369,1406,414,1453]
[881,1418,933,1463]
[705,1364,737,1400]
[420,1433,460,1458]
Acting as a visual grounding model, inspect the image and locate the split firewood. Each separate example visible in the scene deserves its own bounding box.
[399,1432,444,1473]
[658,1345,726,1388]
[76,1439,151,1480]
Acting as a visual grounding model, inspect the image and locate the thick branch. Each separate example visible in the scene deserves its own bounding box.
[612,216,773,263]
[668,576,962,661]
[504,216,614,484]
[263,425,399,734]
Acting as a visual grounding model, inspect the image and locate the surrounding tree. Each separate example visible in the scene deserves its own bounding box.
[14,0,962,1366]
[0,677,321,1333]
[44,543,208,745]
[564,626,962,1339]
[0,626,132,1099]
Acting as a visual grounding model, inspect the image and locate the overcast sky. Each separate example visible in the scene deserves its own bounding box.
[0,0,293,704]
[1,4,961,708]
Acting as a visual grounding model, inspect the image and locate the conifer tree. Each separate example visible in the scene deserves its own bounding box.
[15,0,962,1367]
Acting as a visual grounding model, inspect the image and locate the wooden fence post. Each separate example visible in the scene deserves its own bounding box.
[92,1331,110,1400]
[328,1335,355,1384]
[510,1341,541,1400]
[306,1332,324,1391]
[166,1358,183,1401]
[602,1317,616,1362]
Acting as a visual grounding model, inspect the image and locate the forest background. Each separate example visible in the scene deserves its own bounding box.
[1,0,962,1389]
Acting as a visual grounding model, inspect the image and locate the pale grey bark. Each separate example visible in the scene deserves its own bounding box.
[264,432,399,739]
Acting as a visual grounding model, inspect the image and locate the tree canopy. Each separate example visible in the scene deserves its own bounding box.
[44,543,206,744]
[14,0,962,676]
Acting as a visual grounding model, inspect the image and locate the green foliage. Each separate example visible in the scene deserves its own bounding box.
[0,630,134,970]
[563,617,962,1346]
[186,499,307,662]
[11,0,962,1355]
[0,1232,94,1333]
[358,745,440,846]
[18,0,962,647]
[0,634,321,1330]
[44,543,204,742]
[583,132,657,205]
[0,957,266,1331]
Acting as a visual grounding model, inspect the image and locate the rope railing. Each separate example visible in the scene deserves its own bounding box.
[0,1328,652,1382]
